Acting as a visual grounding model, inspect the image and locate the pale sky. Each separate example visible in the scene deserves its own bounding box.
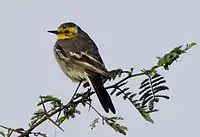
[0,0,199,137]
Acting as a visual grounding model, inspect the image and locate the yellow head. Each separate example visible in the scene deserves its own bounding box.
[48,22,78,40]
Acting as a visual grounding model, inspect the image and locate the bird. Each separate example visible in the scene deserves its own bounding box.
[48,22,116,114]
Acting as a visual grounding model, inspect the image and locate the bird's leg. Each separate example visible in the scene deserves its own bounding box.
[86,88,93,112]
[69,80,82,103]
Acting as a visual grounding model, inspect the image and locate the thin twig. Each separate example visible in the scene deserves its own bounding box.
[0,125,46,137]
[85,102,106,125]
[18,72,145,136]
[8,130,13,137]
[69,81,82,103]
[40,97,64,132]
[0,125,23,135]
[56,111,62,122]
[19,105,68,136]
[106,72,145,89]
[19,88,93,137]
[85,102,104,118]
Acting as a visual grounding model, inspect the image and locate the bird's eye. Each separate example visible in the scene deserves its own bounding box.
[64,30,70,33]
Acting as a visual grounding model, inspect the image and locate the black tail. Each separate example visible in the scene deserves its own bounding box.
[89,74,116,114]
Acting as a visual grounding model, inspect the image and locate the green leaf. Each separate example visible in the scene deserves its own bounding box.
[121,126,128,131]
[116,91,124,96]
[123,92,132,100]
[110,88,117,95]
[151,77,164,84]
[155,42,196,70]
[128,93,137,100]
[57,115,67,125]
[106,120,127,135]
[33,109,45,118]
[140,110,154,123]
[37,95,59,106]
[152,80,166,87]
[7,128,12,136]
[117,124,127,135]
[140,78,149,87]
[184,42,196,51]
[0,131,5,137]
[29,119,38,127]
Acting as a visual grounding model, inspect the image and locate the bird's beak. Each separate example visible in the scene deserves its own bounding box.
[47,30,58,34]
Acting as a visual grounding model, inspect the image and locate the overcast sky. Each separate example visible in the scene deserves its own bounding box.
[0,0,199,137]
